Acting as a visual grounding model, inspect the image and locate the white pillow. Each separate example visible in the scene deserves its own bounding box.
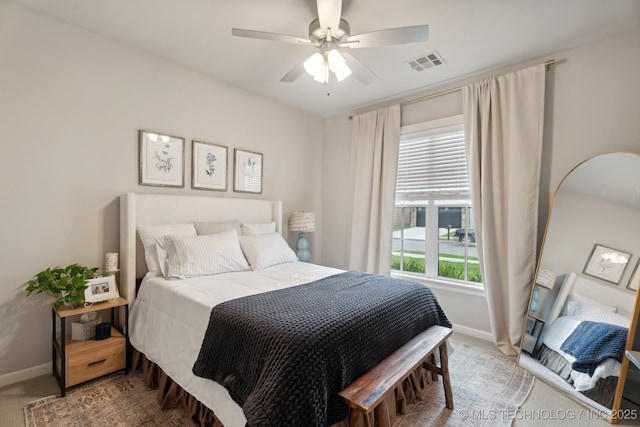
[239,232,297,270]
[572,310,630,328]
[241,222,276,236]
[138,223,196,275]
[194,220,241,236]
[156,230,249,279]
[564,292,617,317]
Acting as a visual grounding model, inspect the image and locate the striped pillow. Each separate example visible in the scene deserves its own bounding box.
[156,229,249,279]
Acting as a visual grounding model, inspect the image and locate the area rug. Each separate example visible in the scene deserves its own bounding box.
[24,339,534,427]
[23,372,192,426]
[394,340,535,427]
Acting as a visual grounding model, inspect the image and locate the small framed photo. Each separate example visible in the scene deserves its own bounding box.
[627,259,640,292]
[233,148,263,194]
[583,244,631,285]
[192,140,228,191]
[139,130,185,187]
[84,276,119,304]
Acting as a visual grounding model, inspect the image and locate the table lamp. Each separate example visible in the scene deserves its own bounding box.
[289,211,315,262]
[531,267,556,314]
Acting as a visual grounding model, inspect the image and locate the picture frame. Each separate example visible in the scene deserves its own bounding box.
[627,259,640,292]
[233,148,263,194]
[583,244,631,285]
[192,140,228,191]
[139,130,185,187]
[84,276,119,304]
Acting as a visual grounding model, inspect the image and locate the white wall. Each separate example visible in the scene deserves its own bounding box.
[321,29,640,335]
[541,189,640,293]
[0,2,323,379]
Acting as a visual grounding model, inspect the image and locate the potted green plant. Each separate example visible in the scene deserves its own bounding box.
[26,263,100,309]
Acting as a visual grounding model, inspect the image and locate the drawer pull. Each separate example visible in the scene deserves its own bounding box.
[88,358,107,367]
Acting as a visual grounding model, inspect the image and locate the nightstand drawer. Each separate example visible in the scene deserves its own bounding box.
[64,336,125,387]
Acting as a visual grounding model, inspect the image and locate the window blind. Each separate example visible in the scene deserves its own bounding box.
[395,123,468,201]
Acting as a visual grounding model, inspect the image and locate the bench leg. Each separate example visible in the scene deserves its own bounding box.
[439,341,454,410]
[374,401,392,427]
[429,353,438,381]
[347,408,361,427]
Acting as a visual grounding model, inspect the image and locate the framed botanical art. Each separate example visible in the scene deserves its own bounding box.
[233,148,263,194]
[628,259,640,292]
[192,140,228,191]
[583,244,631,285]
[139,130,185,187]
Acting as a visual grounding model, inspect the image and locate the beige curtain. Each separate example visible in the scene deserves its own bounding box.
[348,105,401,275]
[463,65,546,355]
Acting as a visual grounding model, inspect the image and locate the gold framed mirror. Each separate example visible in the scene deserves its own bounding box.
[518,152,640,423]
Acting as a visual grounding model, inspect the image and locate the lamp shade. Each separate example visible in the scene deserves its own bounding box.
[289,211,315,232]
[535,267,556,289]
[304,52,324,76]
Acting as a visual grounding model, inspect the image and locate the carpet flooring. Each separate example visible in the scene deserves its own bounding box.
[24,372,191,426]
[394,341,535,426]
[24,339,534,426]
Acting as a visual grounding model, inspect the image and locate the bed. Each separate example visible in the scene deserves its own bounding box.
[520,272,631,412]
[119,192,452,427]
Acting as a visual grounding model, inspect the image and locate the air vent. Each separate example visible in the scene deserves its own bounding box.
[407,51,445,72]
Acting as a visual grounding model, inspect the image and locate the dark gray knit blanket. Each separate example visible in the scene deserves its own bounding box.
[192,271,451,427]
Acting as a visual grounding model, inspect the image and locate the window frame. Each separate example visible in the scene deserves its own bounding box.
[391,115,484,291]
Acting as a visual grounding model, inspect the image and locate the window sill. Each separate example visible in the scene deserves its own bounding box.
[390,271,486,298]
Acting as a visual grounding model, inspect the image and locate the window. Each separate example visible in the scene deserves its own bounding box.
[391,115,482,286]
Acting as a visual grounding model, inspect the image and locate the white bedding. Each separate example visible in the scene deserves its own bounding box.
[129,261,343,427]
[539,312,628,392]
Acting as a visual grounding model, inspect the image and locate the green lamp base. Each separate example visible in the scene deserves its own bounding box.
[296,232,311,262]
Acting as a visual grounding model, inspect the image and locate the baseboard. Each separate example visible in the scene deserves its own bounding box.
[451,323,494,342]
[0,362,51,389]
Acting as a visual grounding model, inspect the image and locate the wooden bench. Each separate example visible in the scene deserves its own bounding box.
[338,325,453,427]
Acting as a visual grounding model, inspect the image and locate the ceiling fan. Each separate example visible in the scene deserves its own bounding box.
[231,0,429,85]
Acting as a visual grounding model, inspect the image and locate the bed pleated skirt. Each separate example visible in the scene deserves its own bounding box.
[132,348,437,427]
[536,344,618,409]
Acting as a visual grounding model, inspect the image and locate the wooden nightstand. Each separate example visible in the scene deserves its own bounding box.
[52,297,129,396]
[522,314,545,355]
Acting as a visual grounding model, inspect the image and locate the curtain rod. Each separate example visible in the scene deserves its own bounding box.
[348,59,555,119]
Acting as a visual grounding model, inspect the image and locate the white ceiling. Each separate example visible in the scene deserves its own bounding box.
[9,0,640,117]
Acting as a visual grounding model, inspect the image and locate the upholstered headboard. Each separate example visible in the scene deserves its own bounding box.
[545,272,635,323]
[119,193,283,306]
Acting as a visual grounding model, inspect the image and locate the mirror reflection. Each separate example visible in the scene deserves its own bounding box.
[519,152,640,418]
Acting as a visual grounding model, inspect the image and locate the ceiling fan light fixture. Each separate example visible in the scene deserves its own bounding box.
[303,49,351,84]
[304,52,324,76]
[327,49,345,72]
[327,49,351,81]
[313,65,329,84]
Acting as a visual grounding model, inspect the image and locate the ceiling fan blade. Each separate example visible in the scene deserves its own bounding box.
[341,51,377,86]
[232,28,311,45]
[280,58,307,83]
[348,25,429,48]
[317,0,342,34]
